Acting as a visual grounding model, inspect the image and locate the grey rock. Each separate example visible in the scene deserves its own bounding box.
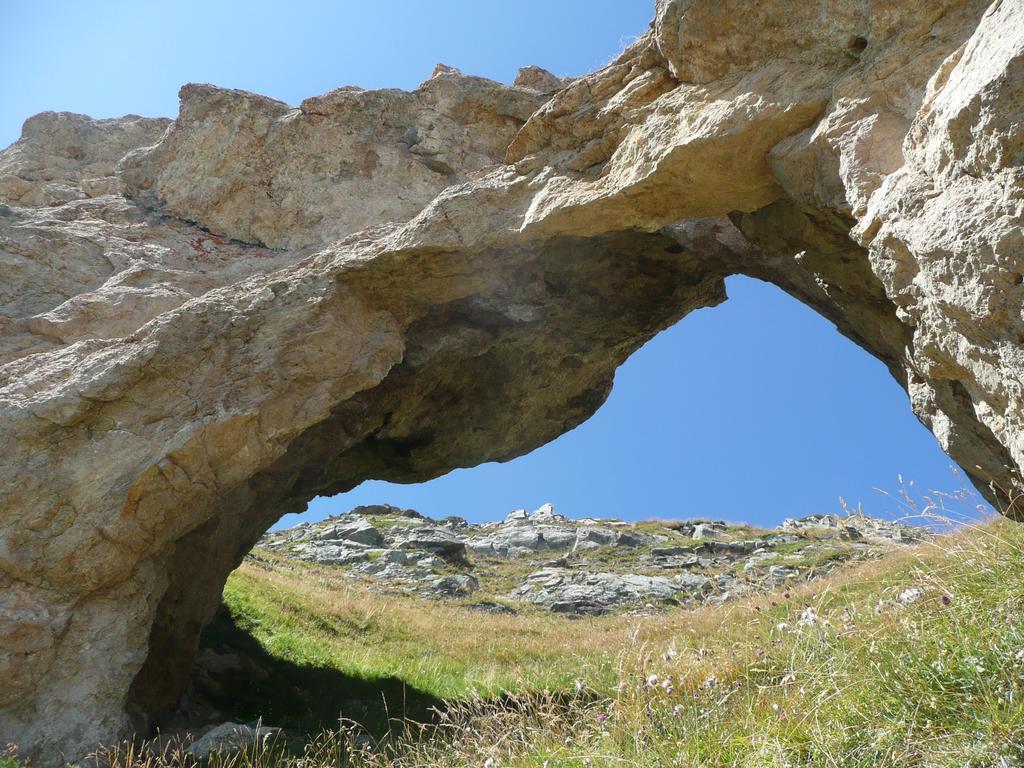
[698,539,759,557]
[510,568,711,615]
[187,723,282,760]
[652,545,696,558]
[692,523,725,541]
[574,527,618,549]
[429,574,479,596]
[389,527,468,564]
[0,112,171,207]
[529,502,567,524]
[379,549,408,565]
[615,530,649,548]
[291,543,369,566]
[780,515,926,545]
[408,553,444,569]
[319,517,384,547]
[470,523,578,558]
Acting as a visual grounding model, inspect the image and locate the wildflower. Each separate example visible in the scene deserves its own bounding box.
[484,759,496,768]
[596,713,607,723]
[703,675,718,689]
[797,607,819,626]
[942,594,952,606]
[574,678,586,691]
[646,674,660,689]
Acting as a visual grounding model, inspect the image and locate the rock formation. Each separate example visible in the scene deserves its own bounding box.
[257,503,925,615]
[0,0,1021,761]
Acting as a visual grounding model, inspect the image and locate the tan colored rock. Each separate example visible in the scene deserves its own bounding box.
[0,112,170,207]
[119,70,553,249]
[1,0,1022,763]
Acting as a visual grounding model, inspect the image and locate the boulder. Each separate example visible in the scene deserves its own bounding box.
[574,527,618,549]
[388,527,469,565]
[319,517,384,547]
[429,574,479,596]
[692,524,725,541]
[510,568,711,615]
[186,722,282,760]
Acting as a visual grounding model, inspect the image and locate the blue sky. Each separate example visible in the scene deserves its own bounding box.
[2,2,983,527]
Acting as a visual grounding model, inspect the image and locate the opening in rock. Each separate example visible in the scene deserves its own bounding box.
[283,275,985,528]
[185,275,989,739]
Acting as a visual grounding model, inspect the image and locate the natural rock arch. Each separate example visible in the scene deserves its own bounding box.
[1,0,1021,762]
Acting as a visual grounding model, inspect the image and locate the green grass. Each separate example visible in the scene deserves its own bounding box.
[85,517,1024,768]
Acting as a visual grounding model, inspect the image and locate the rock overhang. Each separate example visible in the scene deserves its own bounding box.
[1,0,1022,762]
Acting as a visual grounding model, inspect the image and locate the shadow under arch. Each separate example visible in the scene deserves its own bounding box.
[176,601,445,739]
[129,210,1018,742]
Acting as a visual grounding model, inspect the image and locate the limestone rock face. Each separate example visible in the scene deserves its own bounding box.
[119,68,557,250]
[0,112,170,206]
[1,0,1022,763]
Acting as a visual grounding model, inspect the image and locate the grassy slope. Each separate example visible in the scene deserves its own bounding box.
[191,519,1024,767]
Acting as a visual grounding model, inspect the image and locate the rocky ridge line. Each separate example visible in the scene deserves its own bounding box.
[258,503,927,615]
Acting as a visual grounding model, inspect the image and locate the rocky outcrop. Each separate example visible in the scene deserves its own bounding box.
[0,112,170,206]
[510,568,712,615]
[1,0,1022,762]
[258,503,927,614]
[118,68,558,250]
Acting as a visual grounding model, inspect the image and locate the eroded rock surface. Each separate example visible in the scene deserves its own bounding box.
[1,0,1022,762]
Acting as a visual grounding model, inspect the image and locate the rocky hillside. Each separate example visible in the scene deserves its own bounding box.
[134,515,1021,768]
[258,504,926,615]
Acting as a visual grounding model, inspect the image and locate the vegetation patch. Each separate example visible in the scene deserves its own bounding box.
[77,517,1021,768]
